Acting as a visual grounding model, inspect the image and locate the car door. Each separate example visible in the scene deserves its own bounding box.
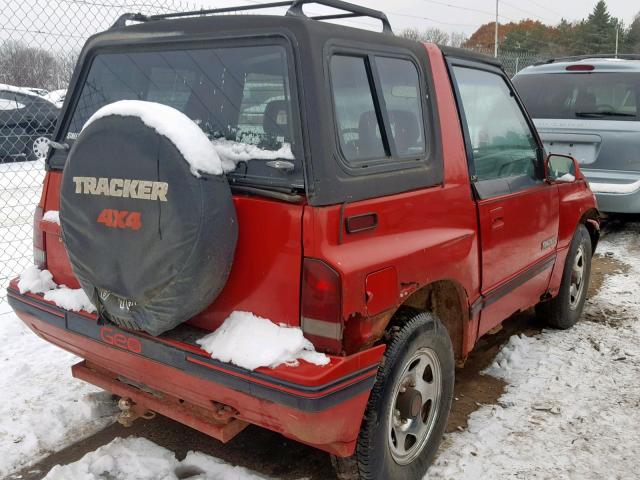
[449,60,559,336]
[0,90,30,159]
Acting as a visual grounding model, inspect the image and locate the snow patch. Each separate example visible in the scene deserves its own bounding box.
[197,311,330,371]
[17,265,56,294]
[83,100,225,177]
[42,210,60,225]
[18,265,95,313]
[211,138,294,172]
[589,179,640,194]
[556,173,575,183]
[44,286,95,313]
[0,82,42,98]
[43,437,268,480]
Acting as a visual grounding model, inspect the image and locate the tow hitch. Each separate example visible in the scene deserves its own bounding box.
[116,397,156,427]
[72,361,249,442]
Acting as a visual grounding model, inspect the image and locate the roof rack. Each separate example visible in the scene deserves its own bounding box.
[534,53,640,66]
[112,0,393,34]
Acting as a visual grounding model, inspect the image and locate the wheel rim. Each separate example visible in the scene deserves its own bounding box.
[387,347,442,465]
[32,137,50,159]
[569,245,586,310]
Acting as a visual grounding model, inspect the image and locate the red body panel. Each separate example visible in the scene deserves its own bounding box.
[476,184,559,334]
[477,185,559,291]
[304,44,482,356]
[547,178,598,296]
[9,43,599,458]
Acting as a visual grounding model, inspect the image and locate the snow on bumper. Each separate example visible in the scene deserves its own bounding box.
[6,285,383,456]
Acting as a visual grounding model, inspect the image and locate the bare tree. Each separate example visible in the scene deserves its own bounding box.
[449,32,469,48]
[0,41,57,89]
[400,27,450,45]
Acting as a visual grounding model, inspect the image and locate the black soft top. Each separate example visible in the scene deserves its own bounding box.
[439,45,502,68]
[52,5,448,205]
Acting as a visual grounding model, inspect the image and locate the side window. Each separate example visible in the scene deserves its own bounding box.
[454,66,541,197]
[330,55,385,162]
[376,57,425,157]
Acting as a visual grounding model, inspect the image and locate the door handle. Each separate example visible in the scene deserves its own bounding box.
[489,207,504,230]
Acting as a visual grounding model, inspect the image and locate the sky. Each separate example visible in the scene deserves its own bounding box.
[198,0,640,36]
[2,0,638,56]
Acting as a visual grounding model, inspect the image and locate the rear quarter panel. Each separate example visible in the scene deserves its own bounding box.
[303,44,481,355]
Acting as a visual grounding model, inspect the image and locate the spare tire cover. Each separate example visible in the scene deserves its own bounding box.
[60,114,237,336]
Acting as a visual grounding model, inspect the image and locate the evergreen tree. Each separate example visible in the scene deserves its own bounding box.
[578,1,620,54]
[624,14,640,52]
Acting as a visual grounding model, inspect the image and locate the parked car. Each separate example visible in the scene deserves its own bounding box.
[0,84,60,162]
[7,2,599,479]
[513,56,640,213]
[43,89,67,108]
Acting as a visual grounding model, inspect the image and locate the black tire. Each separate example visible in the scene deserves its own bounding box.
[536,224,592,329]
[332,311,454,480]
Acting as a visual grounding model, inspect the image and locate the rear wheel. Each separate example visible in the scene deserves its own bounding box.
[536,224,592,329]
[332,311,454,480]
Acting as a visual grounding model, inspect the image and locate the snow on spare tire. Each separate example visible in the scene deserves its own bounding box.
[60,100,237,336]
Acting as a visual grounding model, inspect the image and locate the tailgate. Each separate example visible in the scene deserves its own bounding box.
[535,118,640,171]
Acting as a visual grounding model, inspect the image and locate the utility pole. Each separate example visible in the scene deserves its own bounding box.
[615,26,619,58]
[494,0,499,58]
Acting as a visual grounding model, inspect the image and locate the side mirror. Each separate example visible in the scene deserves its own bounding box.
[545,153,580,183]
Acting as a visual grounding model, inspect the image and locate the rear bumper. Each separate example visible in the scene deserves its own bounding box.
[583,169,640,214]
[7,286,383,456]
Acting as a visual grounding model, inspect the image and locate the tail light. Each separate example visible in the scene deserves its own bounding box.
[301,258,343,354]
[566,64,594,71]
[33,206,46,268]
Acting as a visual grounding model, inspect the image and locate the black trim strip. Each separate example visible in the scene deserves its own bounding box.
[471,254,556,316]
[7,290,378,413]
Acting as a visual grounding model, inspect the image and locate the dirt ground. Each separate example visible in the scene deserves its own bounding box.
[10,251,623,480]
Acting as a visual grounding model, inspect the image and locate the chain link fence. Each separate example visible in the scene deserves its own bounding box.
[0,0,195,304]
[466,47,546,77]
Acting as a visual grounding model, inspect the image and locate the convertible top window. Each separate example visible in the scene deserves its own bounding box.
[66,44,303,189]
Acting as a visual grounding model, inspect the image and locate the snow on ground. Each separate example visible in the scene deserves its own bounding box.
[197,311,329,370]
[428,225,640,479]
[0,160,112,476]
[0,160,44,302]
[0,303,117,478]
[43,437,269,480]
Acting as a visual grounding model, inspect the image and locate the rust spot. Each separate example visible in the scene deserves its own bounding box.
[343,310,395,354]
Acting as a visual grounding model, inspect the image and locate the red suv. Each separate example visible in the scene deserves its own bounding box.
[7,2,599,479]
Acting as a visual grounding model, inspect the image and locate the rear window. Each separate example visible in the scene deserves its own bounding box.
[65,43,303,189]
[514,72,639,121]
